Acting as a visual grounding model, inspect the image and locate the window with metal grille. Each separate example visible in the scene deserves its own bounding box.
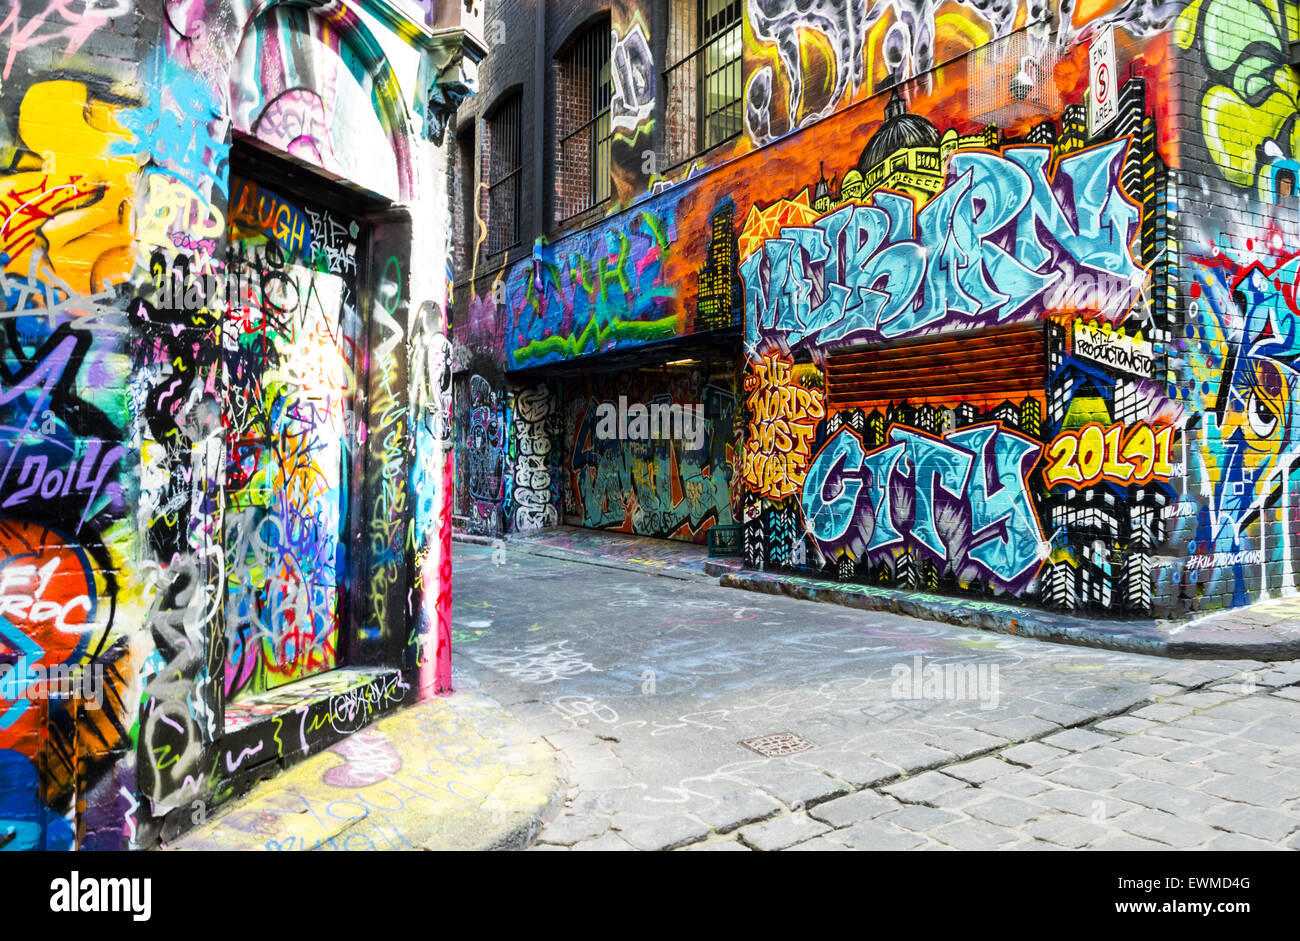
[556,18,612,221]
[485,92,521,256]
[666,0,742,169]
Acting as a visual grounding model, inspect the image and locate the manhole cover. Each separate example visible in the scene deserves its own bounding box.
[740,732,815,758]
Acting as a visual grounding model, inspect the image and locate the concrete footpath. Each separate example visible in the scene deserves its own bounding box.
[462,526,1300,661]
[165,679,564,851]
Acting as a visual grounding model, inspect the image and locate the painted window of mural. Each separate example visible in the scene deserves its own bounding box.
[666,0,743,168]
[222,172,364,702]
[556,16,613,220]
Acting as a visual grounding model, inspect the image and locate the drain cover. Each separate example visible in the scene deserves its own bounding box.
[740,732,815,758]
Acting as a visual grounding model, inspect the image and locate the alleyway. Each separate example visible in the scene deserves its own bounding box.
[452,543,1300,850]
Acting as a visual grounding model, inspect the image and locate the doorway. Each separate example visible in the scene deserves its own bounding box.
[220,157,369,702]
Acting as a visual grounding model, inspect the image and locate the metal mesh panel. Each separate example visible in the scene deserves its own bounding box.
[968,26,1062,128]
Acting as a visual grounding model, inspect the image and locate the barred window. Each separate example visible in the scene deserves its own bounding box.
[556,18,612,221]
[666,0,742,169]
[485,92,521,256]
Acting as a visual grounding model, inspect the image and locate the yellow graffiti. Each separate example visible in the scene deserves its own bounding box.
[0,81,138,294]
[743,352,825,500]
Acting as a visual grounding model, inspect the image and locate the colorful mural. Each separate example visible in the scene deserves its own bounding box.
[452,0,1262,626]
[0,0,473,850]
[222,176,361,699]
[563,370,737,543]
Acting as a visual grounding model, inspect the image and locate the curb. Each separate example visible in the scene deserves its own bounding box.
[718,571,1300,661]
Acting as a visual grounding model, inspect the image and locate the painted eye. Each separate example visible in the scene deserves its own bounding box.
[1248,392,1279,439]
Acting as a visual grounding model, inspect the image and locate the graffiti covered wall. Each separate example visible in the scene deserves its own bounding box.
[737,44,1180,617]
[1171,0,1300,614]
[446,0,1300,625]
[0,0,474,850]
[562,368,737,543]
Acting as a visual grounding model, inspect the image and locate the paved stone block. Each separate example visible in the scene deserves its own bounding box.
[564,789,626,816]
[1120,809,1219,848]
[1089,834,1171,850]
[738,814,830,851]
[808,790,903,827]
[1029,703,1098,726]
[982,773,1053,798]
[1036,788,1133,820]
[572,767,632,791]
[1043,765,1125,791]
[1042,728,1117,751]
[1148,725,1218,744]
[1110,735,1183,757]
[922,729,1006,759]
[1132,703,1195,722]
[1168,691,1240,708]
[1023,813,1108,848]
[1159,744,1218,764]
[930,818,1020,850]
[929,788,987,812]
[1205,833,1283,851]
[942,756,1016,785]
[1071,747,1137,770]
[1203,776,1299,807]
[538,813,611,845]
[1213,736,1276,759]
[874,743,956,775]
[784,835,850,851]
[571,832,637,851]
[1111,779,1223,816]
[1174,714,1254,735]
[1002,741,1069,767]
[834,819,927,851]
[1239,724,1300,748]
[1152,664,1241,686]
[682,839,751,851]
[614,814,711,851]
[882,770,969,805]
[1200,753,1281,778]
[884,804,961,832]
[1122,758,1215,787]
[1203,803,1299,842]
[692,789,783,834]
[1095,716,1159,735]
[743,770,850,809]
[967,795,1043,827]
[544,728,605,750]
[813,751,900,789]
[976,715,1061,741]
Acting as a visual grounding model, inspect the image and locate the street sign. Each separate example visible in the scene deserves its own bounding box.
[1089,23,1118,133]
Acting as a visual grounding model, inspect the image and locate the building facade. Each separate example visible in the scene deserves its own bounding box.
[450,0,1300,620]
[0,0,482,849]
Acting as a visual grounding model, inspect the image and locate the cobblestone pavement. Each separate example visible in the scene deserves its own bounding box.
[452,543,1300,851]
